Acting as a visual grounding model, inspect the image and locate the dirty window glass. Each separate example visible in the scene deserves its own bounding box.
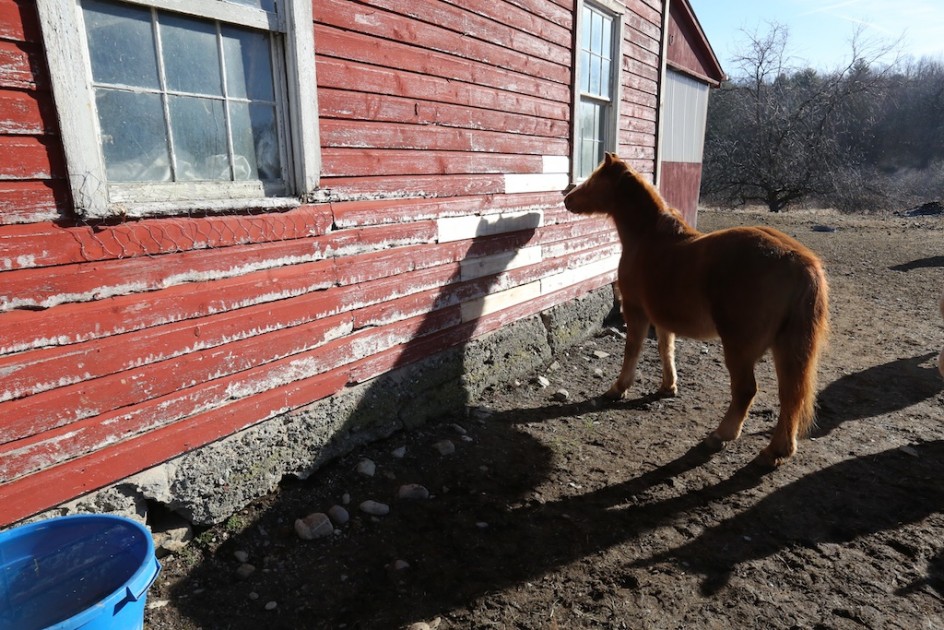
[577,3,616,179]
[82,0,284,185]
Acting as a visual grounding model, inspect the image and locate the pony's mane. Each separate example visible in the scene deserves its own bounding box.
[611,157,693,236]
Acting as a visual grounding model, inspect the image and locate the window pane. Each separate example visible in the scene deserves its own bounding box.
[160,14,222,96]
[96,89,170,182]
[579,99,606,179]
[222,26,275,101]
[591,11,603,55]
[230,103,281,181]
[83,0,159,89]
[169,96,229,180]
[579,49,591,94]
[601,16,613,95]
[589,55,601,96]
[580,6,592,51]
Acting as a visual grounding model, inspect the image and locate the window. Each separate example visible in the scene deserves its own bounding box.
[573,0,623,180]
[37,0,320,218]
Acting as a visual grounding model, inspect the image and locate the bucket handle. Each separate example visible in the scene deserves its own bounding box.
[113,557,162,615]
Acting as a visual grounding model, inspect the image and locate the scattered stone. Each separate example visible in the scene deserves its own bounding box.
[264,601,277,611]
[235,563,256,579]
[359,500,390,516]
[476,522,489,529]
[534,375,551,388]
[406,619,442,630]
[460,435,473,443]
[391,446,407,459]
[433,439,455,456]
[146,600,169,610]
[450,423,467,434]
[356,458,376,477]
[552,389,570,402]
[294,513,334,540]
[398,484,430,500]
[233,550,249,564]
[392,559,411,571]
[548,361,561,371]
[811,224,837,233]
[341,492,351,505]
[900,445,920,457]
[328,505,350,526]
[593,368,605,379]
[248,592,259,601]
[592,350,610,359]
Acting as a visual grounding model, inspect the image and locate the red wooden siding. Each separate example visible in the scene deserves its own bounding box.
[0,0,667,526]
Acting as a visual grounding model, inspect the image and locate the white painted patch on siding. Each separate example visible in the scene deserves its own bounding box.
[437,210,544,243]
[540,255,620,295]
[542,155,570,174]
[460,281,541,323]
[460,246,542,281]
[503,173,570,195]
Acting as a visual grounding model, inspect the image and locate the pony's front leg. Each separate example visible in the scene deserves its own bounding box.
[604,309,650,399]
[655,327,678,397]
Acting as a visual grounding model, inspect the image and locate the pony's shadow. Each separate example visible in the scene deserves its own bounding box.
[813,352,942,437]
[889,256,944,272]
[631,440,944,595]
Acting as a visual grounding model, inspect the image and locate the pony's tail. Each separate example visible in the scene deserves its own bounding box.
[774,261,830,440]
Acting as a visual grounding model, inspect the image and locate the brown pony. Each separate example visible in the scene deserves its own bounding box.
[563,153,830,467]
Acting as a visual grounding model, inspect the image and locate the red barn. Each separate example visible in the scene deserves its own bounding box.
[0,0,721,528]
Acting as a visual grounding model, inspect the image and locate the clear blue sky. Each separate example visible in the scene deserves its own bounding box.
[687,0,944,77]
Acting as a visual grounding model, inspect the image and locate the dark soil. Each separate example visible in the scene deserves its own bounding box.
[145,208,944,630]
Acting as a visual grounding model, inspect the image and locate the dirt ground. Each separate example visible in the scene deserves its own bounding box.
[145,207,944,630]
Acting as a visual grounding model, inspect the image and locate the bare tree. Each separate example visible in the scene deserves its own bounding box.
[702,24,900,212]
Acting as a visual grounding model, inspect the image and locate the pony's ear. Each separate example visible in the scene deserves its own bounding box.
[604,152,615,166]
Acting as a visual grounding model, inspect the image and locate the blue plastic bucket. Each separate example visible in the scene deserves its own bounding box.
[0,514,160,630]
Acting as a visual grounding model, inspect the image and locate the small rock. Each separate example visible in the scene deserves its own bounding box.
[592,350,610,359]
[476,522,489,529]
[341,492,351,505]
[264,601,277,611]
[235,563,256,579]
[534,375,551,388]
[359,500,390,516]
[552,389,570,401]
[294,513,334,540]
[356,458,376,477]
[248,592,259,601]
[392,559,411,571]
[548,361,561,371]
[900,445,920,457]
[433,439,455,456]
[328,505,350,526]
[450,423,467,434]
[593,368,605,379]
[398,484,430,500]
[391,446,407,459]
[233,550,249,564]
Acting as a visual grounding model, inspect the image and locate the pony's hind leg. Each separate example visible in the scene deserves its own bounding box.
[704,344,759,451]
[656,327,678,397]
[604,308,650,400]
[756,339,819,468]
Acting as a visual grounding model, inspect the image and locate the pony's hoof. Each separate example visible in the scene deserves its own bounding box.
[602,386,626,401]
[656,385,678,398]
[752,448,789,470]
[702,432,726,452]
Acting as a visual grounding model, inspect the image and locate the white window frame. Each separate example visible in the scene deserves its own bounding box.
[36,0,321,219]
[572,0,624,181]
